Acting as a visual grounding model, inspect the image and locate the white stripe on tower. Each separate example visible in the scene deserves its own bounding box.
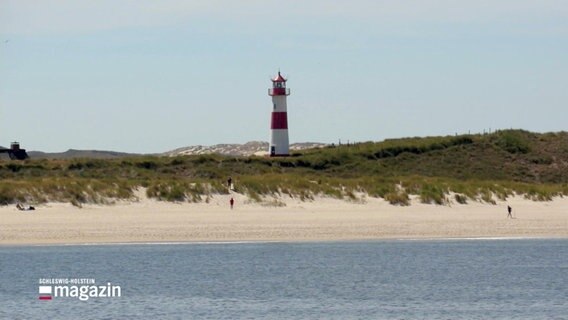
[268,71,290,157]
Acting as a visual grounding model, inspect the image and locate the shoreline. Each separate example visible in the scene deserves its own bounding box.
[1,236,567,248]
[1,194,567,245]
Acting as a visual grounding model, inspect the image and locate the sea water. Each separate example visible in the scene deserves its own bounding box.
[1,239,567,319]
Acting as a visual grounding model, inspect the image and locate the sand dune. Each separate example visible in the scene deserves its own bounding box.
[1,193,567,245]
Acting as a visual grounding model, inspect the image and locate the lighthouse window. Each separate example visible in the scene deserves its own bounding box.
[273,103,276,110]
[275,82,282,88]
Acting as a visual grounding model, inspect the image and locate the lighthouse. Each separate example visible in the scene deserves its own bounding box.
[268,71,290,156]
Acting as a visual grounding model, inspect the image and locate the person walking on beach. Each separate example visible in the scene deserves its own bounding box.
[507,205,513,218]
[230,197,235,210]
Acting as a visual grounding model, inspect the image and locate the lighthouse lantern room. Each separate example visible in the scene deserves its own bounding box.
[268,71,290,156]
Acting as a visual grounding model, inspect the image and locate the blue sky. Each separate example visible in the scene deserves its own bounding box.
[0,1,566,153]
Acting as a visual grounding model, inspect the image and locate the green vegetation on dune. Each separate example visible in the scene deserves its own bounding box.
[1,130,567,206]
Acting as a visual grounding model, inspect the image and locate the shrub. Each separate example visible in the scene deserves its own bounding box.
[0,184,25,204]
[454,194,468,204]
[494,131,531,154]
[6,163,22,172]
[367,184,395,198]
[136,160,158,170]
[384,191,410,206]
[146,181,188,202]
[479,189,496,204]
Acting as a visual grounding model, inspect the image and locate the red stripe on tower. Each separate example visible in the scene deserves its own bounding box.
[271,112,288,129]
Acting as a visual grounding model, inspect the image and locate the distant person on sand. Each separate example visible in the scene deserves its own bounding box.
[16,203,35,211]
[507,205,513,218]
[230,197,235,210]
[227,177,235,191]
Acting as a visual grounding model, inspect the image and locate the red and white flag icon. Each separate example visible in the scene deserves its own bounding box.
[39,286,52,300]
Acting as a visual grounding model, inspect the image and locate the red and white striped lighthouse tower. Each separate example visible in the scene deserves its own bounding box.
[268,71,290,156]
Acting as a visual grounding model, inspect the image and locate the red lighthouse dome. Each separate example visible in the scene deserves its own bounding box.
[269,71,290,96]
[272,71,286,82]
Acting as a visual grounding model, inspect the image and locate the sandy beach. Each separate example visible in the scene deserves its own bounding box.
[1,192,567,245]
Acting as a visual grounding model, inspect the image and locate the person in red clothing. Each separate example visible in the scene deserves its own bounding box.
[230,197,235,210]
